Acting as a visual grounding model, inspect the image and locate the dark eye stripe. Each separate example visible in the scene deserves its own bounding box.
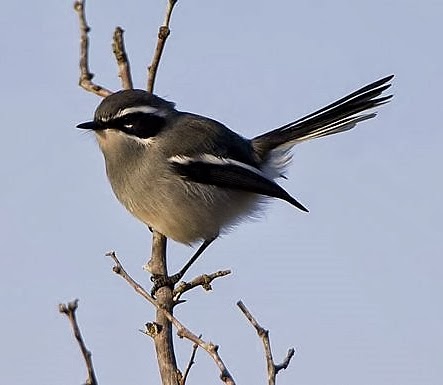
[105,113,166,139]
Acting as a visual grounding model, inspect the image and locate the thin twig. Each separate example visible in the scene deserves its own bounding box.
[107,251,236,385]
[73,0,112,97]
[59,300,98,385]
[180,338,199,385]
[107,252,158,307]
[173,270,231,302]
[274,349,295,374]
[112,27,134,89]
[237,301,295,385]
[147,0,178,92]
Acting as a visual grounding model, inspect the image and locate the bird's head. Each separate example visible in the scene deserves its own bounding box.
[77,89,176,141]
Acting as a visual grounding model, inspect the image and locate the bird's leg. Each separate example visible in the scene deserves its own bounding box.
[151,237,216,296]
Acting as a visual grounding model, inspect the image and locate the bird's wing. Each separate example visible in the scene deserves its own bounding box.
[169,154,308,212]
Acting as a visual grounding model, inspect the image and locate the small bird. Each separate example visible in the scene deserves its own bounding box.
[77,75,393,285]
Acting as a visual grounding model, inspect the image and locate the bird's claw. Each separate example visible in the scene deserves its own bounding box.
[150,273,182,297]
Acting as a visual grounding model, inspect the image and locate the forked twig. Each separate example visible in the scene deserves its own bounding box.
[107,251,236,385]
[237,301,295,385]
[112,26,134,89]
[73,0,112,97]
[59,300,98,385]
[147,0,178,92]
[173,270,231,302]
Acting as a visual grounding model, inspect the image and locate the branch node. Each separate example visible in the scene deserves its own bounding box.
[210,343,219,353]
[158,25,171,39]
[176,328,185,339]
[144,322,163,337]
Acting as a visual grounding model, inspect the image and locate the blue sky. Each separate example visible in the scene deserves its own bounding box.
[1,1,442,384]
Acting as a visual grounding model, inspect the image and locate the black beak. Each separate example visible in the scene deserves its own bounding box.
[76,121,98,130]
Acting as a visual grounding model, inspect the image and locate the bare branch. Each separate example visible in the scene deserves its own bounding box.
[107,251,236,385]
[112,27,134,89]
[237,301,295,385]
[175,332,235,385]
[73,0,112,97]
[112,239,180,385]
[275,349,295,375]
[59,300,98,385]
[149,233,180,385]
[147,0,178,93]
[107,250,160,305]
[173,270,231,302]
[180,339,199,385]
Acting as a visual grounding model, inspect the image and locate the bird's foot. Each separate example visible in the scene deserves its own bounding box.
[150,272,182,297]
[150,237,217,297]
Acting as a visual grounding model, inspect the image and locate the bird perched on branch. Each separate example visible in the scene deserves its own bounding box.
[77,75,393,287]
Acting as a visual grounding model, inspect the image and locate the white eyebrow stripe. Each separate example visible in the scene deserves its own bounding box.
[168,154,272,180]
[115,106,160,118]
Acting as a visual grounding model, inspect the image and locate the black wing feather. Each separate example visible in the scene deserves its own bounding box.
[171,158,309,212]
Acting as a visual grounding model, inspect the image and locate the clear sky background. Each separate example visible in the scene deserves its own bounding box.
[1,1,442,384]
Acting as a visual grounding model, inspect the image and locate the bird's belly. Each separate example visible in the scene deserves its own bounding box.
[114,178,261,244]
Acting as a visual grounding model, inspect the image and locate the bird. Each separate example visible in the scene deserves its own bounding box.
[77,75,393,287]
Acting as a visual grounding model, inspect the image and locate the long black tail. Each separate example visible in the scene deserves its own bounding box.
[252,75,393,159]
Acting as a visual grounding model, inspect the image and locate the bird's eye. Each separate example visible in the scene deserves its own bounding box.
[119,115,135,129]
[111,112,165,138]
